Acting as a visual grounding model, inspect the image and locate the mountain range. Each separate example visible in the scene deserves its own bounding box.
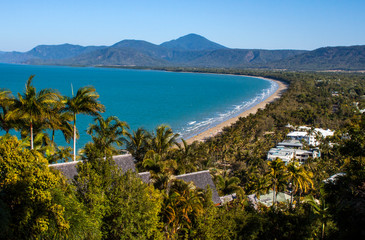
[1,34,364,71]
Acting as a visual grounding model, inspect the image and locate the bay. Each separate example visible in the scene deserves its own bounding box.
[0,63,277,149]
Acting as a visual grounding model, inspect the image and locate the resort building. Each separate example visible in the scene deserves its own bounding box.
[267,147,319,164]
[286,126,334,147]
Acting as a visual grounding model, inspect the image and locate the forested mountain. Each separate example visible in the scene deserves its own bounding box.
[160,33,227,51]
[270,45,365,70]
[0,34,364,70]
[0,44,105,64]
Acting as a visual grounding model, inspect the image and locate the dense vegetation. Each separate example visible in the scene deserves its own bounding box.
[1,70,364,239]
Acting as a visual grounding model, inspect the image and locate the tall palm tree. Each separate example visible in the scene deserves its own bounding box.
[65,86,105,161]
[6,75,61,149]
[87,115,129,158]
[287,162,314,207]
[151,124,179,156]
[266,158,288,207]
[0,89,14,133]
[305,195,330,240]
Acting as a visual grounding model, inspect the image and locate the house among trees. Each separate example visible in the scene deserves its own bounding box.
[50,154,221,205]
[175,170,221,205]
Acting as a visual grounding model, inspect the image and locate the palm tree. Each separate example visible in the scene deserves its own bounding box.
[125,127,151,162]
[287,162,314,207]
[0,89,14,133]
[150,124,179,156]
[7,75,61,149]
[305,195,330,240]
[87,115,129,158]
[65,86,105,161]
[46,96,73,143]
[176,139,197,174]
[214,171,241,196]
[266,158,288,207]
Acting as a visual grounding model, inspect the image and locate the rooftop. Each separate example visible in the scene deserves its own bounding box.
[176,170,222,204]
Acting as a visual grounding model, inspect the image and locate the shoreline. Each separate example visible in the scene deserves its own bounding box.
[185,77,288,144]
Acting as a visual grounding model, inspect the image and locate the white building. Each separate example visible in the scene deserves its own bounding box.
[286,126,334,146]
[267,146,320,164]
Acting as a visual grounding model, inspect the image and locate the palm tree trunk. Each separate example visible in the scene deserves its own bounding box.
[30,121,33,150]
[73,115,77,161]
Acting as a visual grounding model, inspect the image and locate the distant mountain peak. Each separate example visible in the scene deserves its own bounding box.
[160,33,227,51]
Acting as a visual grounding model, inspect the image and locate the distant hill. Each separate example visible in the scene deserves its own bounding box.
[185,49,307,68]
[0,44,105,64]
[271,45,365,70]
[160,33,227,51]
[0,34,364,70]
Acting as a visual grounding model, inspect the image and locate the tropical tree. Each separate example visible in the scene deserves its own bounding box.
[6,75,61,149]
[65,86,105,161]
[0,89,14,133]
[150,124,179,156]
[214,171,241,196]
[125,127,151,162]
[175,138,198,174]
[305,195,330,240]
[266,159,288,207]
[46,96,73,143]
[287,161,314,207]
[87,115,129,158]
[162,179,204,239]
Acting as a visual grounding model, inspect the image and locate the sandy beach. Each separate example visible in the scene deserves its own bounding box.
[185,77,288,144]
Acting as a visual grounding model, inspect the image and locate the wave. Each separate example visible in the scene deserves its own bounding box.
[178,80,279,140]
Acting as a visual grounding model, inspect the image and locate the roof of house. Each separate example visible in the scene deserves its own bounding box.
[277,139,303,148]
[176,170,221,204]
[49,154,149,183]
[138,171,151,184]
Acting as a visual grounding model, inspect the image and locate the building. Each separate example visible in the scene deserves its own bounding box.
[176,171,222,205]
[267,147,319,164]
[286,127,334,147]
[50,155,221,205]
[49,154,151,183]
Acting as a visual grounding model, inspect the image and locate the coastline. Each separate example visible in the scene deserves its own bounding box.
[185,77,288,144]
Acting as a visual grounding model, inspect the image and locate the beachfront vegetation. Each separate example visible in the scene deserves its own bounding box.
[0,71,364,239]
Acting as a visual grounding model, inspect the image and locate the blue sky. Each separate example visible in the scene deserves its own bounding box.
[1,0,363,51]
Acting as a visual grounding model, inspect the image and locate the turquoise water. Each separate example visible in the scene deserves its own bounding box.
[0,63,277,148]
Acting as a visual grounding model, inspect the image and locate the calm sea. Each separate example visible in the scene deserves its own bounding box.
[0,64,277,148]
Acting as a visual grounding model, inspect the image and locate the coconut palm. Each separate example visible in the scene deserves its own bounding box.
[266,158,288,207]
[305,195,330,240]
[87,115,129,158]
[162,179,203,238]
[150,124,179,156]
[125,127,151,162]
[46,96,73,143]
[0,89,14,133]
[214,171,241,196]
[65,86,105,161]
[6,75,61,149]
[287,161,314,207]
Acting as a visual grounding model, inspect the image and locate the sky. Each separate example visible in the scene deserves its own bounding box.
[0,0,364,52]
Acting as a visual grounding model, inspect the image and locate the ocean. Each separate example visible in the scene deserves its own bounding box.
[0,64,278,148]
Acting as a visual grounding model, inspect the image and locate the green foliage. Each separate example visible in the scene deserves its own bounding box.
[74,146,163,239]
[0,135,94,239]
